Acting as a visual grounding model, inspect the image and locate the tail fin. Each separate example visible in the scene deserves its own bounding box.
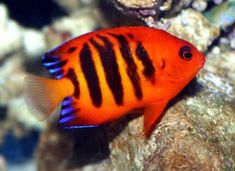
[23,75,73,120]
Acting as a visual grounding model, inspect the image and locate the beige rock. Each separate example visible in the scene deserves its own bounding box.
[115,0,158,8]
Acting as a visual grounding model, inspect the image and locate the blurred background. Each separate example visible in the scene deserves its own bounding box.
[0,0,235,171]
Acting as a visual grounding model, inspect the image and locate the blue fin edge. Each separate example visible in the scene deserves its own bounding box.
[58,96,99,129]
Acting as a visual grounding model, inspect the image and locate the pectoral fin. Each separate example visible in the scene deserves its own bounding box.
[143,101,168,138]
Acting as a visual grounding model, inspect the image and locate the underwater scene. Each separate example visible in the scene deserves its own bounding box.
[0,0,235,170]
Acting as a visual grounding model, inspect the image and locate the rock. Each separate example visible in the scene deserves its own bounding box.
[192,0,208,11]
[53,0,96,14]
[115,0,158,8]
[110,1,220,52]
[36,123,109,171]
[111,0,193,19]
[0,156,7,171]
[8,97,45,130]
[146,9,220,52]
[0,54,44,133]
[228,27,235,49]
[166,9,220,52]
[201,50,235,97]
[106,99,225,170]
[0,4,22,58]
[0,4,7,29]
[51,12,98,37]
[44,9,99,49]
[53,0,82,13]
[22,29,46,58]
[0,55,25,105]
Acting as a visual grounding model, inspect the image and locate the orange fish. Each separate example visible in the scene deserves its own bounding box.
[23,26,205,137]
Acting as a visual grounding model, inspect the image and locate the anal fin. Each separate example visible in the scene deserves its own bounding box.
[58,96,98,129]
[143,101,168,138]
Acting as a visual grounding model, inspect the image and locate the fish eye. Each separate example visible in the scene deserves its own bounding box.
[179,46,192,60]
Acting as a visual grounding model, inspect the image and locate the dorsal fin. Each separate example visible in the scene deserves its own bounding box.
[41,52,68,79]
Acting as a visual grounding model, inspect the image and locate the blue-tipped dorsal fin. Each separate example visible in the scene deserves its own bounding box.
[58,96,98,129]
[41,52,68,79]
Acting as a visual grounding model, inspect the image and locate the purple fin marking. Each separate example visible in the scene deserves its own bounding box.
[56,74,64,79]
[59,116,75,124]
[58,96,99,129]
[41,53,67,79]
[49,68,61,73]
[59,96,76,125]
[61,107,74,115]
[62,99,72,106]
[63,125,99,129]
[43,60,60,66]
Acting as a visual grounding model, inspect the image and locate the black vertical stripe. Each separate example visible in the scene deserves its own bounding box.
[127,33,134,39]
[135,42,156,79]
[90,34,123,105]
[79,43,102,107]
[109,33,143,100]
[66,68,80,99]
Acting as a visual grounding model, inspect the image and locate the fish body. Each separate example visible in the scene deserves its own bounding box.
[24,26,205,137]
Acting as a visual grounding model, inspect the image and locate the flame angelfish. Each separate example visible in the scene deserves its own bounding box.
[24,26,206,137]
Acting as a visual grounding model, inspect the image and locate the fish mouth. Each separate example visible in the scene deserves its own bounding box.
[165,72,182,80]
[200,57,206,68]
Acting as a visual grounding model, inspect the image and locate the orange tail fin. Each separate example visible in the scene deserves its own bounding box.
[23,75,74,120]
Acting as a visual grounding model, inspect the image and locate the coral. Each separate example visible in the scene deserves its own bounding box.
[22,29,46,58]
[144,8,220,51]
[0,4,22,58]
[160,9,220,51]
[115,0,158,8]
[112,0,193,19]
[53,0,82,13]
[192,0,208,11]
[0,55,25,105]
[44,6,99,50]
